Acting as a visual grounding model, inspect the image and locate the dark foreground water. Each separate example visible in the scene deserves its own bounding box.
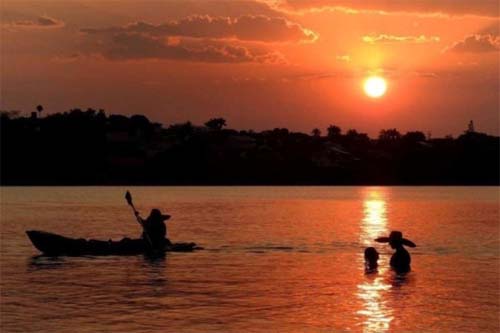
[1,187,499,332]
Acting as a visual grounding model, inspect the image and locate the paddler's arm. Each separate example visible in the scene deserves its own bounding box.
[134,211,146,227]
[136,214,152,240]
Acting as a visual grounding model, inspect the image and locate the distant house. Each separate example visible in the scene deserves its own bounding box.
[325,142,351,156]
[312,142,357,168]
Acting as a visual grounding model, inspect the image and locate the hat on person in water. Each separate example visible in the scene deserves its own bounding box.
[149,208,171,221]
[375,231,416,247]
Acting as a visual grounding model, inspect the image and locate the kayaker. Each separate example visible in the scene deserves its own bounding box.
[375,231,416,274]
[136,208,172,249]
[364,247,379,273]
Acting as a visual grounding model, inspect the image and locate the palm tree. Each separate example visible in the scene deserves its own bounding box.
[36,105,44,118]
[327,125,341,139]
[311,128,321,137]
[345,129,370,144]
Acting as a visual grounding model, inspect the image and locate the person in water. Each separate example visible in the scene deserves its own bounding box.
[375,231,416,273]
[136,208,172,249]
[364,247,379,273]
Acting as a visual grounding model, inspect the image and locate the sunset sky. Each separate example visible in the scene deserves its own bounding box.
[2,0,499,136]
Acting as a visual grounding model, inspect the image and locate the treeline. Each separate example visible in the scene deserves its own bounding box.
[1,108,498,185]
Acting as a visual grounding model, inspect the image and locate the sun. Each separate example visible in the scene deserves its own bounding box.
[363,76,387,98]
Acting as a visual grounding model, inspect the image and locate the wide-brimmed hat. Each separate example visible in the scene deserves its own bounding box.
[375,231,416,247]
[150,208,171,221]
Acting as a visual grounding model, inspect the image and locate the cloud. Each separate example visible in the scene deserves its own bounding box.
[445,34,500,53]
[362,34,440,44]
[336,55,350,62]
[266,0,499,17]
[478,22,500,35]
[412,71,438,78]
[282,67,443,83]
[6,16,64,29]
[81,15,318,43]
[82,32,286,63]
[78,14,315,63]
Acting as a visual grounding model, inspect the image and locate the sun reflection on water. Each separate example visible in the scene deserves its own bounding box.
[357,188,393,333]
[360,189,388,246]
[357,276,393,333]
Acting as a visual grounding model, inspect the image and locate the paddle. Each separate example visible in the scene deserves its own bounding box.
[125,191,154,249]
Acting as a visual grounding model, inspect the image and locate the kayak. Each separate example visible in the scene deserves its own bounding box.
[26,230,200,256]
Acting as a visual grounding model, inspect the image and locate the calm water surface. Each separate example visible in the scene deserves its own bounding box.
[1,187,499,332]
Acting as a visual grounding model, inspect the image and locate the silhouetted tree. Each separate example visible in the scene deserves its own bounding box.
[379,129,401,141]
[346,129,358,137]
[168,121,194,139]
[0,110,20,120]
[1,108,499,186]
[205,118,227,131]
[327,125,341,139]
[97,109,106,121]
[311,128,321,137]
[36,105,43,118]
[108,114,130,131]
[345,129,369,144]
[403,131,426,143]
[270,128,289,136]
[130,114,153,139]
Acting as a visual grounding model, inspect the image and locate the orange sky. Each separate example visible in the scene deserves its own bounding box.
[1,0,499,136]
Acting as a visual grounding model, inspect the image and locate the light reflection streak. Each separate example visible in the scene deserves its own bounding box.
[360,189,388,246]
[357,188,393,333]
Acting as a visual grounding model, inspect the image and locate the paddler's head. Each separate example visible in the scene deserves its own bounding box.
[149,209,170,222]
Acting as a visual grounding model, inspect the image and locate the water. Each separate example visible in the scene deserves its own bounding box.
[1,187,499,332]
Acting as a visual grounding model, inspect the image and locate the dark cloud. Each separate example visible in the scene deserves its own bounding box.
[84,32,285,63]
[8,16,64,28]
[446,34,500,53]
[81,15,318,43]
[78,14,313,63]
[478,22,500,35]
[270,0,499,17]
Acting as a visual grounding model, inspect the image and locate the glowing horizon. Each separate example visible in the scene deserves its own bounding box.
[1,0,498,137]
